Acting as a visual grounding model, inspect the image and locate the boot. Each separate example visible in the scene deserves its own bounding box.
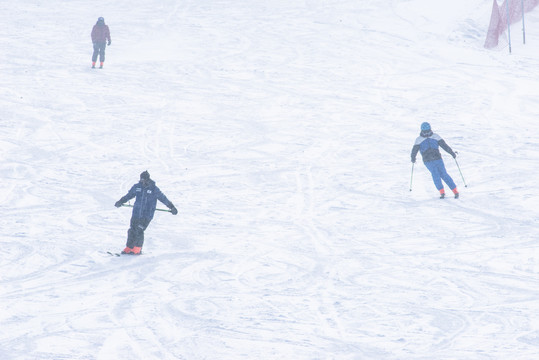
[132,246,142,255]
[99,62,104,69]
[452,188,459,199]
[439,189,445,199]
[121,247,133,254]
[92,62,96,68]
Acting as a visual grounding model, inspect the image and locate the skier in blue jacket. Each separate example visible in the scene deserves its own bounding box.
[115,171,177,254]
[411,122,459,199]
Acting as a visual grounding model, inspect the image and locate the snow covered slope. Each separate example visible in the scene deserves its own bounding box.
[2,0,539,358]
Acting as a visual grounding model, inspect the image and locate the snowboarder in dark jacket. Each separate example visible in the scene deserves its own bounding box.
[411,122,459,199]
[115,171,178,254]
[91,17,111,69]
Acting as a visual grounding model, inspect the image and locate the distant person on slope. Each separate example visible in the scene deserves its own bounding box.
[114,171,178,254]
[91,17,111,69]
[411,122,460,199]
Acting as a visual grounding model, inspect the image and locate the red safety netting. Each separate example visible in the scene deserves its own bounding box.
[484,0,539,48]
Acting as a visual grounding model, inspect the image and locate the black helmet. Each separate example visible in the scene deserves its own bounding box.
[140,170,150,181]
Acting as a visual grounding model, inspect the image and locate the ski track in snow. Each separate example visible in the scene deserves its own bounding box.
[2,0,539,359]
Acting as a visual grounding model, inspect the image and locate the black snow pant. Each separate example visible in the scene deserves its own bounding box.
[92,42,107,62]
[126,217,151,248]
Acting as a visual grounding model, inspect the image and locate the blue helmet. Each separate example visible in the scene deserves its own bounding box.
[98,17,104,22]
[420,122,431,131]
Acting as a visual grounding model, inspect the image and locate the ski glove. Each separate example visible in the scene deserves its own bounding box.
[107,40,111,46]
[170,205,178,215]
[114,200,123,208]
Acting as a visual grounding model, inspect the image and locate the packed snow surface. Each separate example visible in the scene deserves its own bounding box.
[2,0,539,359]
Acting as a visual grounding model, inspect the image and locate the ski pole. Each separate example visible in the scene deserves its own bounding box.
[409,162,415,191]
[121,204,172,212]
[454,157,467,187]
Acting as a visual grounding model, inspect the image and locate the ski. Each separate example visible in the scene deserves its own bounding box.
[105,251,145,256]
[100,249,148,257]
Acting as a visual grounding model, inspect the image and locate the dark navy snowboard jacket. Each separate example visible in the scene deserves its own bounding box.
[118,179,173,221]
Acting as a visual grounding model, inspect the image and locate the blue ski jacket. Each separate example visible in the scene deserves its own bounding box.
[411,130,456,163]
[118,179,174,220]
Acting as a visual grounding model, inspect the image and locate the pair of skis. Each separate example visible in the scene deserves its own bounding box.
[105,251,144,257]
